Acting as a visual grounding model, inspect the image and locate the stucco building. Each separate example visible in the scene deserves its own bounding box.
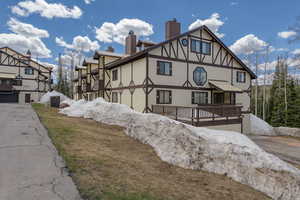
[73,19,256,133]
[0,47,52,103]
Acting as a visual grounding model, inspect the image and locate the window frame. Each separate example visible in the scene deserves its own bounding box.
[191,91,208,105]
[112,92,118,103]
[193,67,207,86]
[24,67,34,75]
[190,39,211,55]
[12,79,22,86]
[112,69,118,81]
[157,61,172,76]
[156,90,172,104]
[236,71,246,83]
[201,41,211,55]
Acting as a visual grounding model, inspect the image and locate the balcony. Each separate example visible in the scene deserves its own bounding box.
[93,80,104,90]
[152,104,242,127]
[76,86,82,93]
[82,83,91,93]
[0,84,13,91]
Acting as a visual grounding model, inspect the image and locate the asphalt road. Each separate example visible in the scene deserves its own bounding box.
[0,104,81,200]
[250,135,300,166]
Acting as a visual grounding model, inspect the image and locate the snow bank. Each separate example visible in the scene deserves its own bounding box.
[250,114,275,136]
[249,114,300,138]
[40,91,72,105]
[60,98,300,200]
[275,127,300,138]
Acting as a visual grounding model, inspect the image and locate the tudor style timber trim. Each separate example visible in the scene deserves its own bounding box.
[106,26,256,79]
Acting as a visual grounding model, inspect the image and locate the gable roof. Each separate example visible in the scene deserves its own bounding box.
[83,57,98,66]
[0,47,52,72]
[0,48,49,79]
[105,26,256,79]
[93,50,124,59]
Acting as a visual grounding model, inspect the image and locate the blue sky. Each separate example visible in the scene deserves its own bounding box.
[0,0,300,77]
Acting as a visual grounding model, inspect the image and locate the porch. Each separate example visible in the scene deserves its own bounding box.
[151,104,243,127]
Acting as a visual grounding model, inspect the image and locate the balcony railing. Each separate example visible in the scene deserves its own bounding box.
[152,104,242,127]
[93,80,104,90]
[0,84,13,91]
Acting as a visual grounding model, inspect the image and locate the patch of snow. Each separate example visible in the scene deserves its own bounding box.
[250,114,275,136]
[60,98,300,200]
[275,127,300,138]
[40,91,71,105]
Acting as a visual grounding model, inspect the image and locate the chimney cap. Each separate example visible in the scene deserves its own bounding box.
[128,30,134,35]
[26,49,31,56]
[172,18,177,22]
[106,46,114,52]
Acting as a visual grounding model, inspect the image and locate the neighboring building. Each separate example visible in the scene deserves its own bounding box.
[73,48,123,101]
[0,47,52,103]
[74,19,256,133]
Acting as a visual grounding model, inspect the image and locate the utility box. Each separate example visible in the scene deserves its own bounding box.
[50,96,60,108]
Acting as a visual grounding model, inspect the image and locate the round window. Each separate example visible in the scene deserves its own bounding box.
[193,67,207,86]
[181,39,188,46]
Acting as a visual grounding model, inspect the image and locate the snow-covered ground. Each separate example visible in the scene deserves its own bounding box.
[60,98,300,200]
[275,127,300,138]
[249,114,300,138]
[249,114,275,135]
[40,91,73,105]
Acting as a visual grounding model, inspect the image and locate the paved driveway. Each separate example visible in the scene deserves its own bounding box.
[0,104,81,200]
[250,135,300,166]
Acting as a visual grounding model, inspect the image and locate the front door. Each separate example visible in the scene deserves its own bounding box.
[25,94,31,103]
[213,93,224,104]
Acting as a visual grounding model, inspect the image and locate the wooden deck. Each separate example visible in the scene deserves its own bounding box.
[151,104,243,127]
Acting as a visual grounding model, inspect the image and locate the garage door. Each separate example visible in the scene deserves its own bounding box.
[0,92,19,103]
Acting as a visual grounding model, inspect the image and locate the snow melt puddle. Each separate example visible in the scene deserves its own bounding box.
[59,98,300,200]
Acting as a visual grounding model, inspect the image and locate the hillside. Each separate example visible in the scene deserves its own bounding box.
[33,104,270,200]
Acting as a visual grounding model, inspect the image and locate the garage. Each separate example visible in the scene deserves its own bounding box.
[0,92,19,103]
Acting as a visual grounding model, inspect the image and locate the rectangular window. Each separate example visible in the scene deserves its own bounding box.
[112,69,118,81]
[112,92,118,103]
[12,79,22,86]
[157,61,172,76]
[191,39,201,53]
[192,92,208,104]
[191,39,211,55]
[230,93,236,105]
[236,71,246,83]
[201,41,211,55]
[156,90,172,104]
[24,67,34,75]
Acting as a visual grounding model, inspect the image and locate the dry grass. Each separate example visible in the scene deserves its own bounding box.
[32,103,270,200]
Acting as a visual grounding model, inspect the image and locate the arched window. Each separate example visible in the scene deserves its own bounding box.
[193,67,207,86]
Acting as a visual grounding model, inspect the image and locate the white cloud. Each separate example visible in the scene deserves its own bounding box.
[188,13,225,38]
[55,35,100,52]
[230,2,238,6]
[11,0,82,19]
[84,0,95,4]
[292,48,300,55]
[0,18,51,58]
[230,34,268,55]
[278,31,297,39]
[95,18,154,45]
[7,18,49,38]
[0,33,51,58]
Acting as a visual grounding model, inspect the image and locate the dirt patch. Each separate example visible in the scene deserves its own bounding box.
[33,103,270,200]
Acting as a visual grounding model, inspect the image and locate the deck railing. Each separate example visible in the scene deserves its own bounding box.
[0,84,13,91]
[151,104,242,127]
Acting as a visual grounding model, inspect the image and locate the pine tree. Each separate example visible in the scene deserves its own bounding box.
[286,79,300,127]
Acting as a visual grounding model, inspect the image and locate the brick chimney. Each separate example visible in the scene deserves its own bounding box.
[165,18,181,40]
[125,30,136,55]
[106,46,114,52]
